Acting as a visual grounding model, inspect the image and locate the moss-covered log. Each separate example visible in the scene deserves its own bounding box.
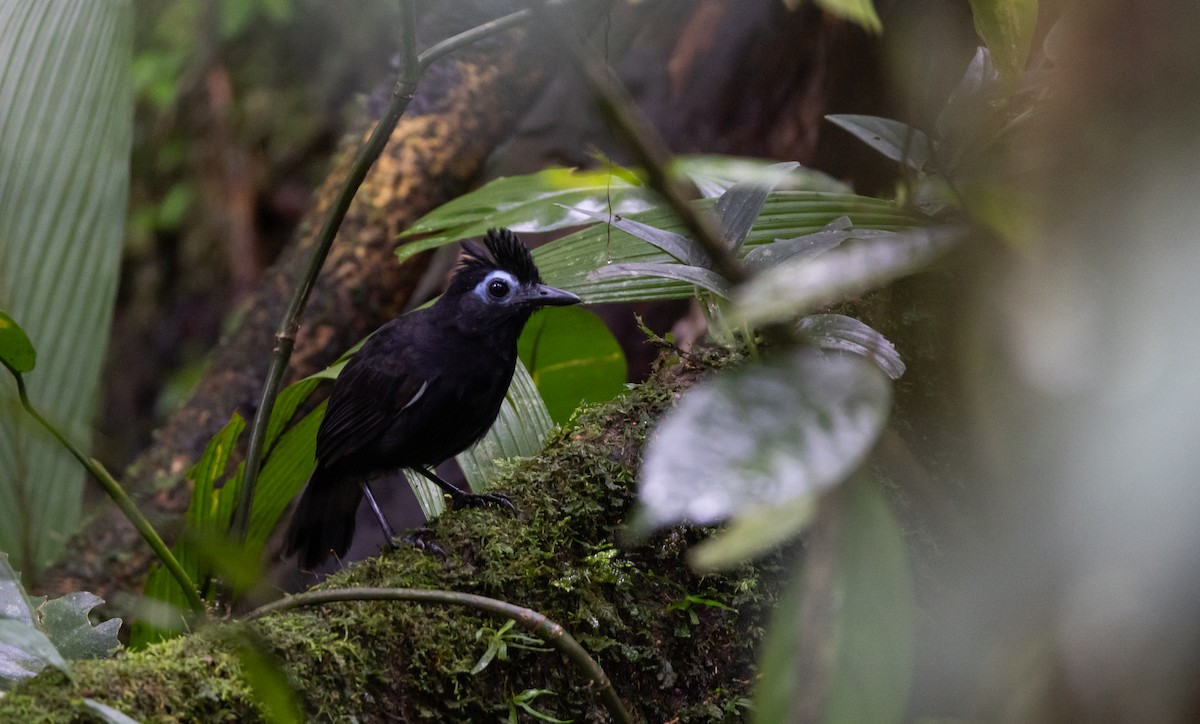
[2,353,785,722]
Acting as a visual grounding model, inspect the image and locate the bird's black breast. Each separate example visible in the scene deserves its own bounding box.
[315,309,518,478]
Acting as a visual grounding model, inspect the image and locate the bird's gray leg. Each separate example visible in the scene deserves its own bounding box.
[412,465,514,511]
[361,481,399,545]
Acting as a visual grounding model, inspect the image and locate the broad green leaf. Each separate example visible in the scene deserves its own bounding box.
[0,0,133,572]
[0,310,36,373]
[397,167,656,261]
[560,205,709,267]
[589,262,732,299]
[825,115,933,171]
[688,495,817,572]
[812,0,882,34]
[632,348,891,533]
[798,314,906,380]
[37,592,120,660]
[539,192,923,304]
[245,402,321,544]
[714,162,800,253]
[753,478,915,723]
[517,306,627,425]
[968,0,1039,84]
[399,158,855,264]
[734,226,961,328]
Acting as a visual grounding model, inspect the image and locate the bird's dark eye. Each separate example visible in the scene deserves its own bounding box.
[487,278,510,298]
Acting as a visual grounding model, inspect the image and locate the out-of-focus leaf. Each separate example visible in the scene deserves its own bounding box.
[0,554,34,626]
[589,262,732,299]
[397,167,655,261]
[37,592,120,660]
[799,314,906,379]
[229,629,304,724]
[631,349,891,534]
[810,0,883,34]
[714,162,800,253]
[734,226,961,328]
[688,495,817,572]
[967,0,1038,84]
[825,115,933,171]
[0,0,133,572]
[936,48,1004,171]
[0,619,67,684]
[81,699,142,724]
[539,192,922,304]
[517,307,627,425]
[0,310,36,373]
[559,204,709,267]
[753,478,915,723]
[741,216,854,271]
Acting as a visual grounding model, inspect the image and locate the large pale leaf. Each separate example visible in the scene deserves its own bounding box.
[825,115,933,172]
[967,0,1038,84]
[0,553,72,686]
[734,226,961,327]
[753,478,915,723]
[0,620,66,685]
[517,306,627,425]
[0,1,133,571]
[633,348,891,532]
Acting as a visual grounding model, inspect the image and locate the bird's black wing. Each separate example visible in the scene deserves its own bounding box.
[315,358,432,469]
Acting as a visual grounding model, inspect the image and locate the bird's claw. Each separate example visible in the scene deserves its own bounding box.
[448,491,516,512]
[389,528,448,559]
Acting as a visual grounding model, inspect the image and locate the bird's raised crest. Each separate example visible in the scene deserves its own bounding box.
[459,228,542,285]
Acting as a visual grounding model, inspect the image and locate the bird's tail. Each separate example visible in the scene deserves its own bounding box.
[283,468,362,569]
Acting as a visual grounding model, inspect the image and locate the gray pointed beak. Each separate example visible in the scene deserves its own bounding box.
[527,283,582,307]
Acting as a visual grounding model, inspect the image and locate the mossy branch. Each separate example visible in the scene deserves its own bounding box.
[246,587,633,723]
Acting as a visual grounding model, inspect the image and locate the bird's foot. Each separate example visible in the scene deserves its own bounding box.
[447,490,516,512]
[388,527,448,559]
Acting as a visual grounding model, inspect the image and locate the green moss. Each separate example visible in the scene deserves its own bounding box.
[1,350,783,722]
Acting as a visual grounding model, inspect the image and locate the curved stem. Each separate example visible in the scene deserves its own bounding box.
[230,0,421,541]
[245,587,633,724]
[3,362,205,616]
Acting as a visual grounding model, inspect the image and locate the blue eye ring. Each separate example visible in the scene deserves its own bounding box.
[487,278,510,298]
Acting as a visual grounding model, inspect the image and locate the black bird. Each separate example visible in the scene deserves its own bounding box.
[284,228,580,568]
